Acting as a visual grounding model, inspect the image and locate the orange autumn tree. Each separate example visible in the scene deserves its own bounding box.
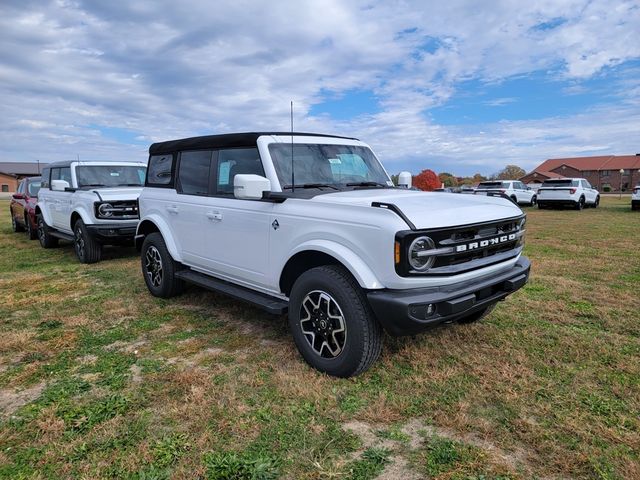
[412,169,440,191]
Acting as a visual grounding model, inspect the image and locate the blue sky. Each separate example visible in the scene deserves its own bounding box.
[0,0,639,176]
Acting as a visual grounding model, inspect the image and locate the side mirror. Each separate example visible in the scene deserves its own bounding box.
[234,174,271,200]
[51,179,70,192]
[12,192,25,200]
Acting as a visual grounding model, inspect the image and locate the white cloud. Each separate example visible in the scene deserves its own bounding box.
[0,0,638,174]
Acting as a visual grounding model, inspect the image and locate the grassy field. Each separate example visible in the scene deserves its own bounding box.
[0,197,638,479]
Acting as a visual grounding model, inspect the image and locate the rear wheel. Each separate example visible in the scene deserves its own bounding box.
[530,195,537,207]
[575,196,585,210]
[74,219,102,264]
[510,195,518,204]
[141,232,184,298]
[288,265,382,377]
[37,214,59,248]
[457,304,496,324]
[11,209,24,232]
[25,214,37,240]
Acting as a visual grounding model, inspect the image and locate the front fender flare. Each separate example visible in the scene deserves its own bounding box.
[287,239,384,290]
[70,207,93,229]
[136,215,182,263]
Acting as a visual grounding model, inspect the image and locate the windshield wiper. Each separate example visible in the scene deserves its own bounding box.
[282,183,340,190]
[345,181,389,188]
[80,183,107,188]
[116,183,143,187]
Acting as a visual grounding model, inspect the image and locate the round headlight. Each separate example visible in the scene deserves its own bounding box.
[408,236,436,271]
[98,203,113,217]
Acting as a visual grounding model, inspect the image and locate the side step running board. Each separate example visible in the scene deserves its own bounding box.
[49,230,75,242]
[175,269,288,315]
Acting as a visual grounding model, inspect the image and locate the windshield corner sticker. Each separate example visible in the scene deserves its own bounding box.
[328,158,341,164]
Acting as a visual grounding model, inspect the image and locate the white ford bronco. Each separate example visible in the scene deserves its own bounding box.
[475,180,537,206]
[537,177,600,210]
[136,133,530,377]
[35,161,147,263]
[632,185,640,211]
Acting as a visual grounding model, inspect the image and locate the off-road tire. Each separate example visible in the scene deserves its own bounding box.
[37,214,59,248]
[11,209,24,232]
[74,219,102,264]
[25,214,37,240]
[288,265,382,378]
[457,304,496,324]
[141,232,184,298]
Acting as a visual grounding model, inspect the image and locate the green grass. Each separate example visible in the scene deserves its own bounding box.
[0,197,639,479]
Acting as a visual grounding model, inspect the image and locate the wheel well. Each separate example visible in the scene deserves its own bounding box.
[34,206,41,216]
[135,220,160,251]
[279,251,342,296]
[70,212,81,230]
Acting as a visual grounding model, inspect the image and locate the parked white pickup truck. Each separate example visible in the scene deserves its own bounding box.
[135,133,530,377]
[633,185,640,211]
[475,180,537,206]
[35,161,147,263]
[537,178,600,210]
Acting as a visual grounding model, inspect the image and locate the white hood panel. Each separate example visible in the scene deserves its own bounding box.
[309,189,523,229]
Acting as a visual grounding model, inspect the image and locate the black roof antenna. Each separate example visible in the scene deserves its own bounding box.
[290,101,295,192]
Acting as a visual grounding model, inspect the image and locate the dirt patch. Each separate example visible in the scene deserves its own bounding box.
[130,364,143,383]
[0,381,46,416]
[105,339,146,354]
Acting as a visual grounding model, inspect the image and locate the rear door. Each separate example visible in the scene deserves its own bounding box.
[581,180,597,203]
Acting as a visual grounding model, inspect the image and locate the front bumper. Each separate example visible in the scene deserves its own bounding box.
[367,256,531,336]
[86,223,138,244]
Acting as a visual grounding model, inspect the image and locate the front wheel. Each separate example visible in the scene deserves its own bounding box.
[141,232,184,298]
[37,214,59,248]
[288,265,382,377]
[593,196,600,208]
[74,219,102,264]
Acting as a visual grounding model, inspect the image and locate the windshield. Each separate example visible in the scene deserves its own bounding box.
[268,143,390,189]
[477,181,506,189]
[27,181,41,196]
[76,165,146,188]
[541,179,578,187]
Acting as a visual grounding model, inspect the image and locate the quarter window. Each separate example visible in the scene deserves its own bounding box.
[178,150,213,196]
[147,154,174,186]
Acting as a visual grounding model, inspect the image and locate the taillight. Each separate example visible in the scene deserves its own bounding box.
[569,188,576,194]
[500,189,506,193]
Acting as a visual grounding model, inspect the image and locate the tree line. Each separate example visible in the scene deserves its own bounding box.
[390,165,527,191]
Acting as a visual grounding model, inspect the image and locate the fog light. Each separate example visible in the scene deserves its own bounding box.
[409,303,436,319]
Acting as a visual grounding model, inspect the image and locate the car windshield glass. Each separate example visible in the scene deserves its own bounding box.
[477,182,506,189]
[76,165,147,188]
[268,143,390,189]
[28,181,41,196]
[542,179,578,187]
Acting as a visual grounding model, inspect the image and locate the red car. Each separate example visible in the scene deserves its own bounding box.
[10,176,41,240]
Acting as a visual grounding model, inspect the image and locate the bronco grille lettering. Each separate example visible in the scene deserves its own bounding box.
[455,233,517,252]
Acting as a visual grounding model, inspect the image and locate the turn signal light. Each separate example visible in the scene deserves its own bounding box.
[395,241,401,264]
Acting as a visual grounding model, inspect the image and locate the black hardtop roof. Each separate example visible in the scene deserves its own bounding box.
[149,132,359,155]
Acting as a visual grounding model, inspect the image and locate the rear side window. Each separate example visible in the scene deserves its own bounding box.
[41,168,50,188]
[178,150,213,196]
[147,154,174,186]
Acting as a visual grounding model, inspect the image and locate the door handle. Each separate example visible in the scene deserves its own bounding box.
[206,211,222,221]
[166,205,179,214]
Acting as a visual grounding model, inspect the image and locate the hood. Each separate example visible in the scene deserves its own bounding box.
[90,187,143,201]
[309,189,523,229]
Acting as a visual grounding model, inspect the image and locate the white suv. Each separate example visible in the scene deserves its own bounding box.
[36,161,147,263]
[136,133,530,377]
[537,178,600,210]
[633,185,640,211]
[474,180,536,206]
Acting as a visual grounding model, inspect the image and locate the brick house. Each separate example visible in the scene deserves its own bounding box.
[0,162,48,193]
[520,154,640,192]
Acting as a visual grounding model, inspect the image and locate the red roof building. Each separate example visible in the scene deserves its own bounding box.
[520,154,640,192]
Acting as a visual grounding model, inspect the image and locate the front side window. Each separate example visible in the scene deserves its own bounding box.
[51,167,72,185]
[178,150,212,196]
[268,143,389,189]
[27,180,41,196]
[147,154,173,186]
[76,165,146,188]
[216,148,264,195]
